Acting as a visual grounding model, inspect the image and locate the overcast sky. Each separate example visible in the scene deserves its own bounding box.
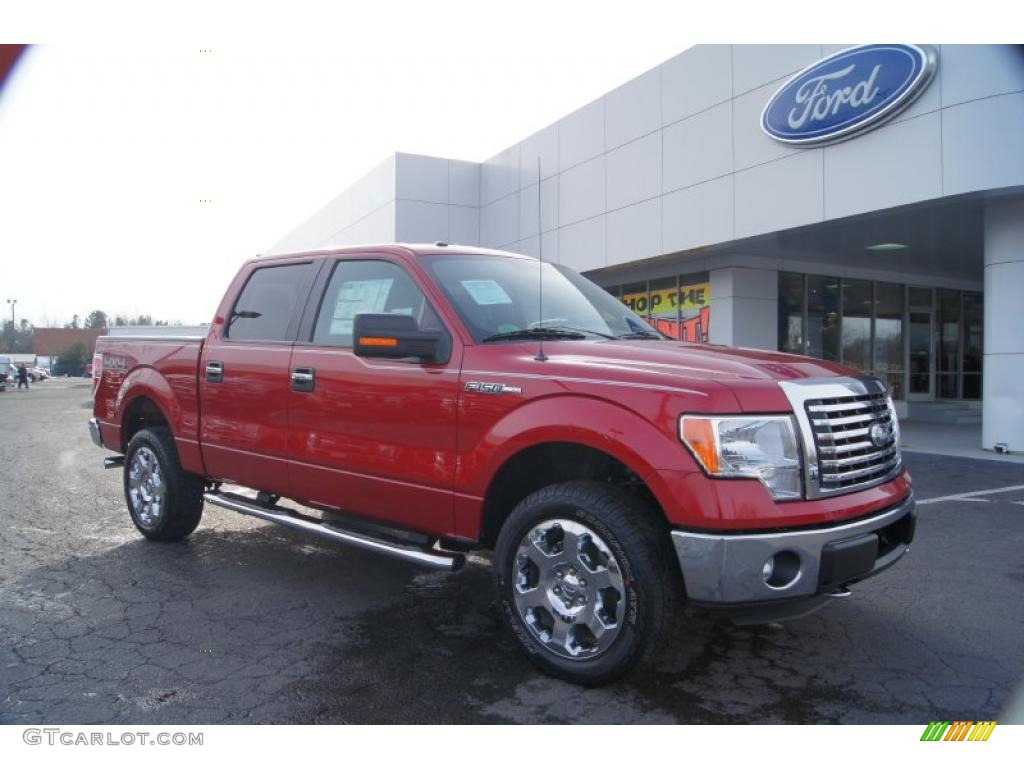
[0,1,996,327]
[0,11,698,326]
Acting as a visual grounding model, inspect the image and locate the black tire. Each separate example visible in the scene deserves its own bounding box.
[123,427,204,541]
[494,481,680,685]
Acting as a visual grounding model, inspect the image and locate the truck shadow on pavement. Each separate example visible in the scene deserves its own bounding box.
[3,517,1010,725]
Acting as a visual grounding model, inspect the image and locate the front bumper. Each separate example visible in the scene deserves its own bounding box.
[672,493,915,611]
[88,417,103,448]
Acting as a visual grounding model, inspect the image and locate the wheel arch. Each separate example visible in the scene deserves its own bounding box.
[477,440,671,550]
[119,394,171,452]
[463,395,695,546]
[113,367,184,449]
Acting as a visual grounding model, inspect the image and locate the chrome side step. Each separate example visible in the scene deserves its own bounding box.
[202,491,465,572]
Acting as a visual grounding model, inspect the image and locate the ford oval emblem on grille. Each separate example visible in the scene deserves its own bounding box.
[869,422,894,448]
[761,44,937,146]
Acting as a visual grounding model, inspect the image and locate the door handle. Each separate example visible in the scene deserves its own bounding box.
[206,361,223,383]
[291,367,315,393]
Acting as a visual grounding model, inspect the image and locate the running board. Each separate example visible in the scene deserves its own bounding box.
[202,491,465,571]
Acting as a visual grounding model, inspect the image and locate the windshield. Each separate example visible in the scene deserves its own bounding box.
[423,254,660,343]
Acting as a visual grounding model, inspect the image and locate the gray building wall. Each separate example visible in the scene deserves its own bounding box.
[269,45,1024,268]
[474,44,1024,271]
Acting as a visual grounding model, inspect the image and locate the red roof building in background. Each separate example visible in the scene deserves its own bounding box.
[33,328,105,358]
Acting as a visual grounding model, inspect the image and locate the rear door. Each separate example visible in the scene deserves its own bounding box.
[199,260,317,495]
[287,256,462,536]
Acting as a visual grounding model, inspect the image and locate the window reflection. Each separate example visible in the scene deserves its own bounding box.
[807,276,840,362]
[776,274,981,402]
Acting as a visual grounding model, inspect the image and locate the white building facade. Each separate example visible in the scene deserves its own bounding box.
[269,44,1024,453]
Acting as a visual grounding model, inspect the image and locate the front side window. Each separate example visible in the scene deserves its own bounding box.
[228,262,310,341]
[424,254,659,343]
[312,260,443,347]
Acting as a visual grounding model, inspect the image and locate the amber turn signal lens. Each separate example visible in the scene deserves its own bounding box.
[358,337,398,347]
[680,417,720,474]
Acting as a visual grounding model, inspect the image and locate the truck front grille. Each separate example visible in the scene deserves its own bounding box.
[805,392,899,492]
[779,377,902,499]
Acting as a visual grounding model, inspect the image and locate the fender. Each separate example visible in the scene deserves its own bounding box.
[456,394,702,529]
[114,366,205,475]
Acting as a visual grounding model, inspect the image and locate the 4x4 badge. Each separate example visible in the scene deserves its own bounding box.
[465,381,522,395]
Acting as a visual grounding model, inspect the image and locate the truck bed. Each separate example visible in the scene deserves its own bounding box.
[92,334,207,476]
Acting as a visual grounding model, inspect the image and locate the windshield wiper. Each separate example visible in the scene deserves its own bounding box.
[482,328,587,343]
[615,329,663,339]
[537,324,617,340]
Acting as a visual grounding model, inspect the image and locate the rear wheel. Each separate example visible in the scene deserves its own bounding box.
[494,481,678,685]
[123,427,203,541]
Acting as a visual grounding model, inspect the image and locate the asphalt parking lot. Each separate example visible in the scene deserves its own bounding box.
[1,381,1022,724]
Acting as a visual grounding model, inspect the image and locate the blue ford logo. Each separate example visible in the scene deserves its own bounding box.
[869,422,894,448]
[761,44,936,146]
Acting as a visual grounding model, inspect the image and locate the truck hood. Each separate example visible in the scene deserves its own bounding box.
[523,339,861,412]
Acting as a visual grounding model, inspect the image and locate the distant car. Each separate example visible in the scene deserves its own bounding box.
[31,367,50,381]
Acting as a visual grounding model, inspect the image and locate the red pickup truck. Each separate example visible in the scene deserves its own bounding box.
[90,243,914,684]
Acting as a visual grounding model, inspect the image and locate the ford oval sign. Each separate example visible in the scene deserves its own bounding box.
[761,44,937,146]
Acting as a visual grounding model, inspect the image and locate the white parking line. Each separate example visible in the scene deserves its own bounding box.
[917,483,1024,505]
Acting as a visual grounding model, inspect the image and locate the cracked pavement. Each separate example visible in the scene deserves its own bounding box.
[1,381,1022,723]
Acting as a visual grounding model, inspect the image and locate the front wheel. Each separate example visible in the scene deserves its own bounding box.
[123,427,204,541]
[494,481,679,685]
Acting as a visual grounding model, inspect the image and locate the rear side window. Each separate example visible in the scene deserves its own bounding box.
[228,263,310,341]
[312,260,443,347]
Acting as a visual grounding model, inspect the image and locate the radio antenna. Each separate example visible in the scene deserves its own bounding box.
[534,155,547,362]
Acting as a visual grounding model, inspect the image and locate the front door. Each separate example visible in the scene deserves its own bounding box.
[906,288,934,401]
[199,260,315,495]
[287,257,461,537]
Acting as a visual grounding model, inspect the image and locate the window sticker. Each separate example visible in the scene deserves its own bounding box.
[330,278,394,335]
[461,279,513,306]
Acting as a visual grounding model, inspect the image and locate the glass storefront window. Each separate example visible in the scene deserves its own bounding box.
[873,282,904,399]
[677,272,711,342]
[621,282,648,316]
[962,292,983,400]
[841,279,872,373]
[777,274,980,402]
[646,276,678,338]
[936,289,962,398]
[778,272,804,355]
[806,275,840,362]
[611,273,711,341]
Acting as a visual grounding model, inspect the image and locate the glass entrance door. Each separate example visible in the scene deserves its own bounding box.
[907,287,933,400]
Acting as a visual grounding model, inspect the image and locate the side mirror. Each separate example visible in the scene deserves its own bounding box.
[352,314,450,364]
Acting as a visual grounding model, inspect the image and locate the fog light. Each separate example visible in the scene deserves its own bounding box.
[762,550,801,589]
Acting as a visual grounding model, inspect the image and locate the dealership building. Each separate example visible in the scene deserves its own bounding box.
[269,44,1024,453]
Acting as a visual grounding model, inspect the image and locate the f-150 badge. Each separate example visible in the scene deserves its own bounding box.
[465,382,522,395]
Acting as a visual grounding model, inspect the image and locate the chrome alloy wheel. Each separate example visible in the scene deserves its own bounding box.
[128,446,166,528]
[512,518,626,660]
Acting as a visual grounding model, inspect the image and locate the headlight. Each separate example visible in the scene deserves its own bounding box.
[680,415,802,500]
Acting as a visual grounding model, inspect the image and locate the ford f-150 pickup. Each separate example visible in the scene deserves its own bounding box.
[90,243,915,684]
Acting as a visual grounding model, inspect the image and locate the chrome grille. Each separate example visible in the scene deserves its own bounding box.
[806,392,899,491]
[779,377,902,499]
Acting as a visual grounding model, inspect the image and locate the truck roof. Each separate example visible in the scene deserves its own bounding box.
[255,243,534,263]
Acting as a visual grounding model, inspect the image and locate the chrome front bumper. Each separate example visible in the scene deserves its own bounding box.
[88,418,102,448]
[672,494,915,606]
